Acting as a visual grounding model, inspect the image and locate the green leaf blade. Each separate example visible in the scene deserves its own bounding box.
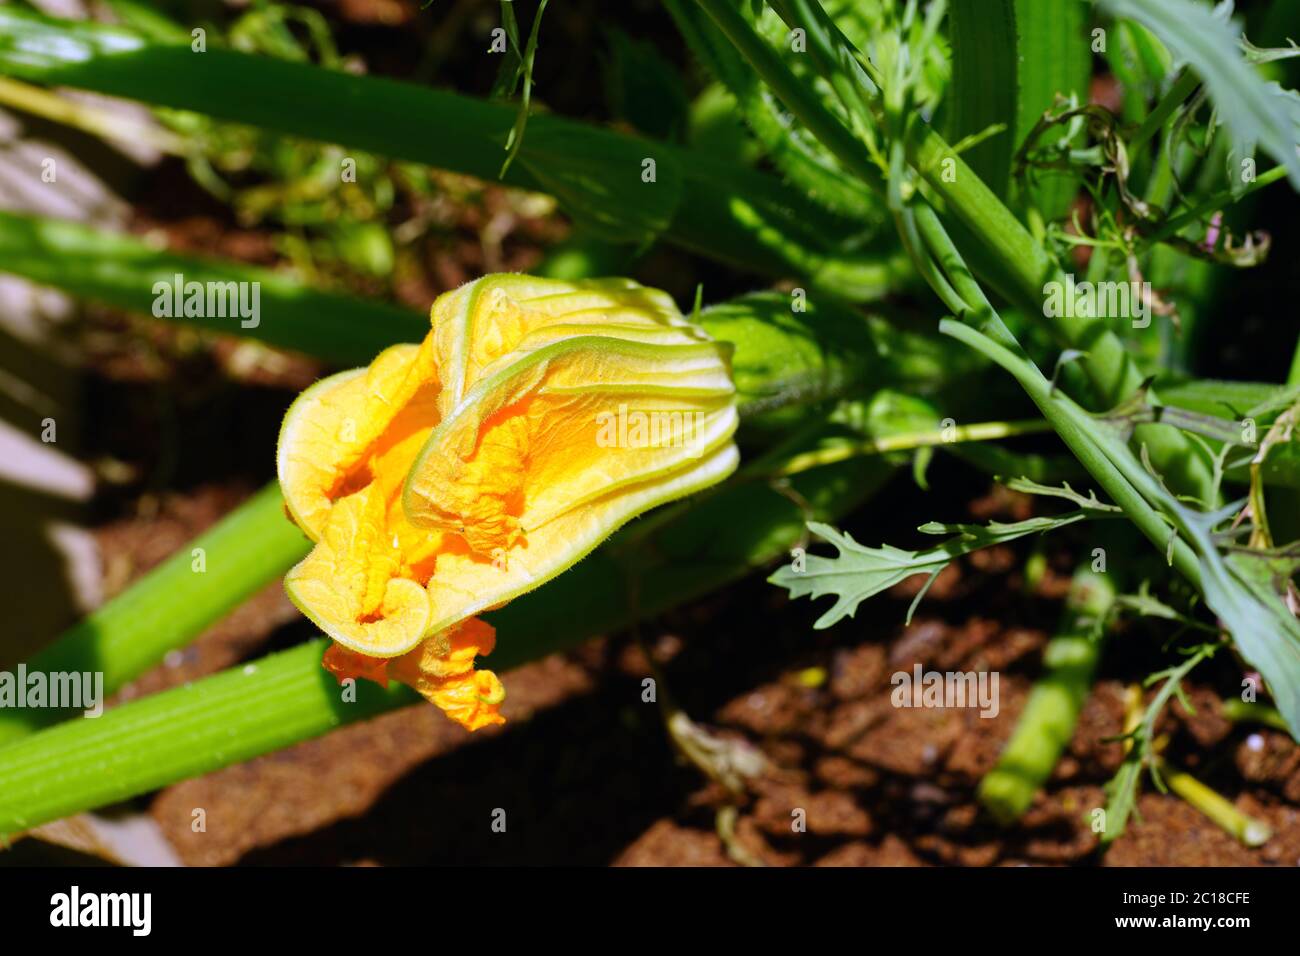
[771,512,1095,629]
[1098,0,1300,191]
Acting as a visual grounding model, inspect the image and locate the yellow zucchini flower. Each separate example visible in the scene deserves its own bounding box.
[277,274,738,730]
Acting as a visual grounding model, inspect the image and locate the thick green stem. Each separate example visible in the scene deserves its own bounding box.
[978,567,1116,823]
[0,484,310,746]
[0,639,411,838]
[0,455,889,836]
[764,418,1053,478]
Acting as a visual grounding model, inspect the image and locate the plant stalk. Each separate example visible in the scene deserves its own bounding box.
[762,418,1053,479]
[0,454,891,836]
[0,484,310,747]
[1157,758,1273,847]
[978,567,1116,824]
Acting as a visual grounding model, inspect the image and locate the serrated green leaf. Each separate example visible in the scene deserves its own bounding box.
[1004,477,1122,512]
[771,512,1096,629]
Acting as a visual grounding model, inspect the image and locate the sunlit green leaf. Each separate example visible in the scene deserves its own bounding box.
[770,511,1103,629]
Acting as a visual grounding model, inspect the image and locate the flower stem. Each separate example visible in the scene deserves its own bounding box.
[0,639,411,841]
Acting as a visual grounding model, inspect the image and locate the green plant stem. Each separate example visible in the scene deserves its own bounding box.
[1156,757,1273,847]
[1128,69,1199,154]
[752,0,1218,502]
[1010,0,1092,220]
[947,0,1018,199]
[0,639,412,838]
[910,210,1204,580]
[912,201,1212,598]
[939,319,1203,588]
[1220,698,1291,731]
[0,484,310,747]
[978,567,1116,824]
[759,417,1053,479]
[907,121,1189,440]
[1101,648,1215,845]
[1145,164,1289,243]
[0,75,187,153]
[0,454,889,836]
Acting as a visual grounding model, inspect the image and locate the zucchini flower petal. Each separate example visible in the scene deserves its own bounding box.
[278,342,444,657]
[277,274,739,731]
[406,274,738,632]
[388,618,505,731]
[322,617,505,731]
[278,340,439,539]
